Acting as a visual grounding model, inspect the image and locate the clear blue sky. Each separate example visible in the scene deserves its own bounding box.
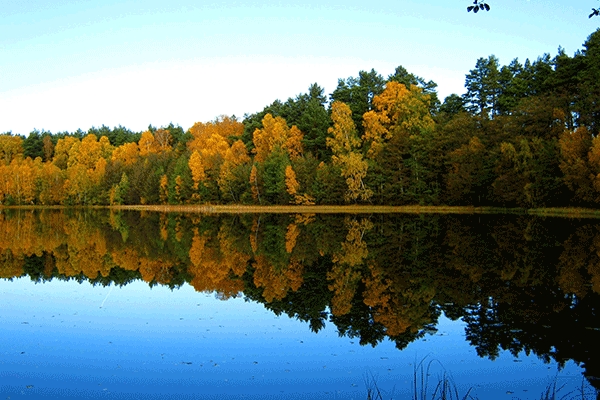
[1,0,597,135]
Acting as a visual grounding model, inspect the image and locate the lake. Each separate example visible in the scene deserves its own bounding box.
[0,209,599,399]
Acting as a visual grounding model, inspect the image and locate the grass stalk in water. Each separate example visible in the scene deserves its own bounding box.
[412,357,474,400]
[364,357,475,400]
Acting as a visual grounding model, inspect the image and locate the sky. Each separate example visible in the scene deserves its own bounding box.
[1,0,598,135]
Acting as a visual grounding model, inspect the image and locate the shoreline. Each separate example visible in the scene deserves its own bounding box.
[2,204,600,217]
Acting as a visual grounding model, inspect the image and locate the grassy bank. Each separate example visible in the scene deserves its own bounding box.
[111,204,520,215]
[101,204,600,217]
[3,204,600,218]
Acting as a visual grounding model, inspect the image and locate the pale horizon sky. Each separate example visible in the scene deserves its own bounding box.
[1,0,598,135]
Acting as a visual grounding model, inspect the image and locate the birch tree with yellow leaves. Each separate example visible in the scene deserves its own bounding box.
[61,134,113,204]
[326,101,372,203]
[217,140,251,203]
[361,81,437,204]
[187,116,245,200]
[250,114,306,204]
[252,114,304,163]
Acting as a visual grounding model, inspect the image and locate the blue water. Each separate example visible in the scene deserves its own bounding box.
[0,278,592,399]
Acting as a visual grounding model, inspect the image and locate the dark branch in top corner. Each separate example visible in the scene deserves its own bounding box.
[467,0,490,13]
[467,0,600,18]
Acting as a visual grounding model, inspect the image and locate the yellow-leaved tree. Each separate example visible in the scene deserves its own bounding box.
[251,114,306,205]
[111,142,140,166]
[361,81,436,203]
[188,150,205,190]
[187,115,244,198]
[559,127,594,203]
[284,165,315,205]
[139,130,172,157]
[159,175,169,204]
[326,101,372,203]
[252,114,304,162]
[217,140,251,202]
[62,134,112,205]
[0,134,24,165]
[362,81,434,159]
[249,164,260,203]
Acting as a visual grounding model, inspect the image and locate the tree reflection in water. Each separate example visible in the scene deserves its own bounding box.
[1,208,599,393]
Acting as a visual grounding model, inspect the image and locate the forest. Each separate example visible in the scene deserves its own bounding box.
[2,28,600,208]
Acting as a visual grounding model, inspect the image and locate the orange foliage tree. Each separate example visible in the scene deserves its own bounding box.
[362,81,434,159]
[217,140,251,202]
[327,102,372,203]
[252,114,304,163]
[0,134,24,165]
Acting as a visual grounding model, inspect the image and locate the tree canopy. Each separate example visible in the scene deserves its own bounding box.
[3,29,600,209]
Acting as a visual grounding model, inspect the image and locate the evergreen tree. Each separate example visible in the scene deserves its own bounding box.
[330,69,386,136]
[261,148,290,204]
[578,29,600,134]
[463,56,501,118]
[23,130,45,159]
[388,65,440,113]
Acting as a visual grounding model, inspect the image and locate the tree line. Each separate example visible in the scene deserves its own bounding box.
[2,29,600,208]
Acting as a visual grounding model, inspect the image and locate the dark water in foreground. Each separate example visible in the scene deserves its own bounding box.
[0,209,599,399]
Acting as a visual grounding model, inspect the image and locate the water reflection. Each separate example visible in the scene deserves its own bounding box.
[1,209,600,395]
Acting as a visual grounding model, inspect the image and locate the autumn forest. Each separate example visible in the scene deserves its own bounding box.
[3,29,600,208]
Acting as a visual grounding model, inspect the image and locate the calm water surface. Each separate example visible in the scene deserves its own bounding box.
[0,210,598,399]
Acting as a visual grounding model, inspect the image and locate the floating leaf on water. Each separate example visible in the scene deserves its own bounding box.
[585,326,600,331]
